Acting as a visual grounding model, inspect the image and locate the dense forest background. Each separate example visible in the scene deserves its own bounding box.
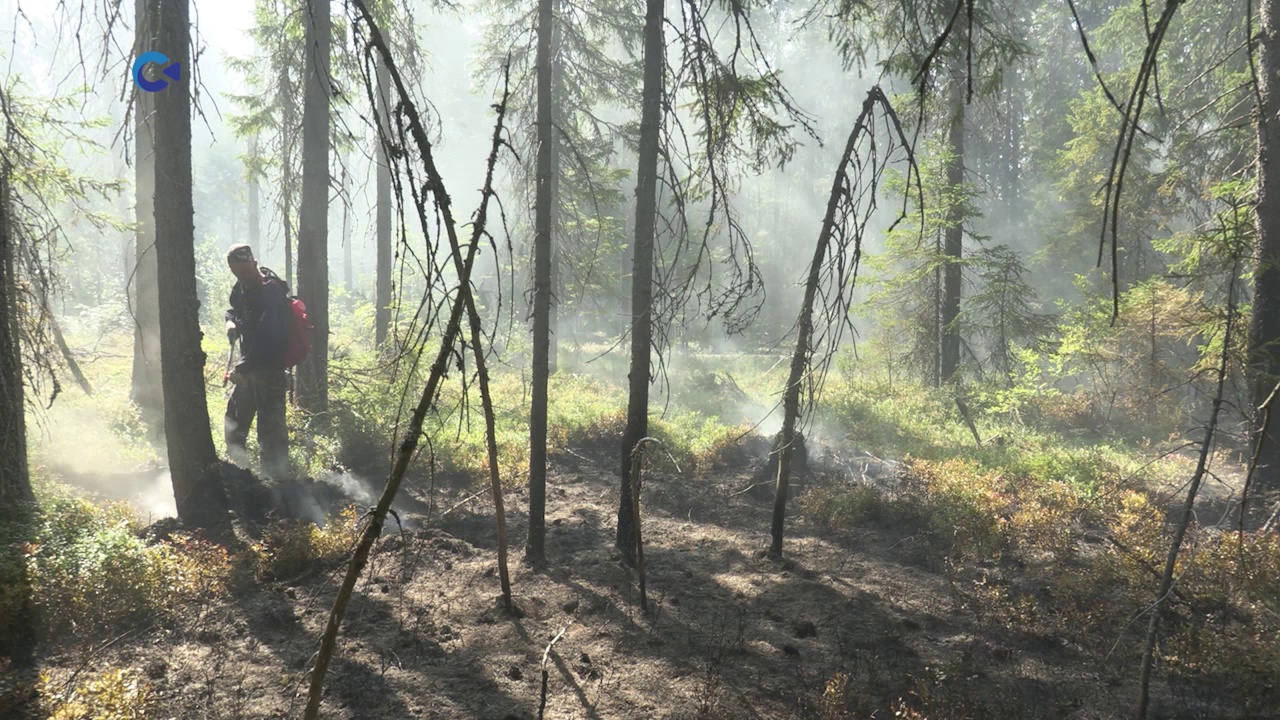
[1,0,1280,717]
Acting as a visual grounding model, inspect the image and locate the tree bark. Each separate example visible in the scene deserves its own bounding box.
[0,157,30,504]
[547,2,562,377]
[342,160,353,296]
[527,0,555,565]
[131,0,163,433]
[280,63,296,289]
[1250,0,1280,493]
[248,135,261,250]
[154,0,227,528]
[297,0,330,413]
[303,4,510,711]
[0,152,34,666]
[940,75,965,384]
[618,0,663,559]
[769,93,877,557]
[375,56,392,347]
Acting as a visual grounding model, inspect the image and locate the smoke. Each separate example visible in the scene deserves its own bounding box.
[323,470,376,506]
[138,470,179,519]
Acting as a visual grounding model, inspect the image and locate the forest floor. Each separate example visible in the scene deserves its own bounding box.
[26,432,1254,720]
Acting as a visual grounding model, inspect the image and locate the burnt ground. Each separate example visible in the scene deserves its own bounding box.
[27,441,1249,720]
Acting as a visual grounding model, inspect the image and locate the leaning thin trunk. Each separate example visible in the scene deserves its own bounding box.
[296,0,331,413]
[1135,263,1240,718]
[303,5,510,715]
[771,90,884,557]
[527,0,555,565]
[1249,0,1280,493]
[619,0,664,559]
[154,0,227,528]
[467,302,512,608]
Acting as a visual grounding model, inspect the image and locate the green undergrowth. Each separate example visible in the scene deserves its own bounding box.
[0,472,360,645]
[818,371,1184,493]
[799,378,1280,717]
[323,346,761,485]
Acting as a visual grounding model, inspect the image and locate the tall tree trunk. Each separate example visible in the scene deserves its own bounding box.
[0,152,34,665]
[248,135,261,250]
[280,63,296,288]
[131,0,163,434]
[527,0,556,565]
[154,0,227,528]
[375,56,392,347]
[547,4,561,377]
[940,77,965,384]
[1250,0,1280,493]
[297,0,330,413]
[618,0,663,559]
[0,157,30,504]
[932,229,942,387]
[1006,70,1022,229]
[342,160,353,296]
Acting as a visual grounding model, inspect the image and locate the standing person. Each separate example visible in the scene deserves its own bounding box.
[224,243,291,480]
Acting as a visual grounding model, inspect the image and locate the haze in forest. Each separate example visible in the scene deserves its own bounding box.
[2,0,1279,718]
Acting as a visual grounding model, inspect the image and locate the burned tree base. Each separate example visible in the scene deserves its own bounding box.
[744,431,809,503]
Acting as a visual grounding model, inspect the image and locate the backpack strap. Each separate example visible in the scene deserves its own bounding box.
[258,266,291,296]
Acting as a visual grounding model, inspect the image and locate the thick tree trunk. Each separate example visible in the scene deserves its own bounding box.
[940,78,965,384]
[375,57,392,348]
[131,0,163,434]
[1250,0,1280,494]
[0,155,34,665]
[297,0,330,413]
[0,159,30,504]
[618,0,663,559]
[527,0,555,565]
[154,0,227,528]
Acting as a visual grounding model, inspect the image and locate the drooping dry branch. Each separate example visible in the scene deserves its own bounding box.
[1064,0,1155,138]
[1134,254,1240,719]
[770,86,917,557]
[1240,380,1280,533]
[1093,0,1186,319]
[537,620,573,720]
[301,4,514,715]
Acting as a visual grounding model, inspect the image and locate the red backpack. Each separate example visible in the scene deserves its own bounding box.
[258,267,313,369]
[282,296,314,368]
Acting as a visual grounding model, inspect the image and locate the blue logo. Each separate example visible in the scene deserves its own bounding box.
[132,51,181,92]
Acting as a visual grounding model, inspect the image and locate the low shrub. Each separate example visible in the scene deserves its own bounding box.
[245,504,363,581]
[39,667,155,720]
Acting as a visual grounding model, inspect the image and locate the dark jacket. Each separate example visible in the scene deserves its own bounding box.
[226,266,290,372]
